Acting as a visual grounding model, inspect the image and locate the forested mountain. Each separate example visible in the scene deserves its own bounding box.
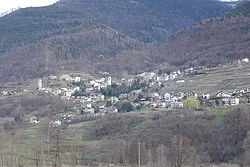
[57,0,231,42]
[100,1,250,74]
[0,0,232,82]
[144,1,250,67]
[0,24,143,82]
[0,0,230,53]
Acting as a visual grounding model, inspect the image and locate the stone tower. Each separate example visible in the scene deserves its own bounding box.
[107,77,112,86]
[38,79,42,90]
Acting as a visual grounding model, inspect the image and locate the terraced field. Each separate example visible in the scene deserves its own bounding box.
[163,63,250,95]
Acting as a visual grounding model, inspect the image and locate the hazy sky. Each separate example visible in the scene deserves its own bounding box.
[0,0,59,13]
[0,0,240,14]
[220,0,239,1]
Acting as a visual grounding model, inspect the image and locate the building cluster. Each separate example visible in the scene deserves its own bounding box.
[214,89,249,106]
[1,58,250,126]
[233,58,250,64]
[0,90,16,96]
[35,60,250,117]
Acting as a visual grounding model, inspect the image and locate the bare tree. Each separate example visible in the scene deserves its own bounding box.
[0,128,4,167]
[34,148,42,167]
[50,127,64,167]
[112,140,129,165]
[70,136,82,166]
[169,134,189,167]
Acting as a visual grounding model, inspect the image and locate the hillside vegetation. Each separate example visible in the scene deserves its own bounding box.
[104,2,250,75]
[0,24,143,82]
[1,104,250,166]
[0,0,230,53]
[146,1,250,67]
[0,0,247,83]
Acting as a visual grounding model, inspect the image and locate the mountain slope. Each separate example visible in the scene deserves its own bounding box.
[0,24,143,82]
[99,1,250,74]
[0,0,232,83]
[0,0,230,54]
[59,0,231,42]
[145,1,250,67]
[0,5,90,53]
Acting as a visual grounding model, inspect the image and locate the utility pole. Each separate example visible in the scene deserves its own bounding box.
[138,141,141,167]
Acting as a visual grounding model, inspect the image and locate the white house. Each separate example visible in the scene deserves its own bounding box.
[86,87,94,92]
[241,58,249,63]
[222,97,240,106]
[49,75,58,80]
[50,120,62,127]
[148,72,156,80]
[176,80,185,83]
[86,103,92,108]
[149,82,156,87]
[216,91,231,98]
[87,98,92,102]
[170,73,176,80]
[65,90,74,97]
[158,102,167,108]
[94,82,101,88]
[83,108,95,114]
[99,78,106,83]
[161,74,170,81]
[156,76,160,82]
[90,80,96,86]
[170,102,184,108]
[27,116,39,124]
[61,88,68,92]
[73,87,80,92]
[53,89,62,96]
[1,91,8,96]
[202,94,210,100]
[74,76,81,82]
[164,93,171,100]
[112,108,118,113]
[99,105,106,110]
[230,97,240,106]
[151,93,160,98]
[110,96,119,103]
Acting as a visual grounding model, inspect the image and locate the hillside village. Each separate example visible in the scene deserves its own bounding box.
[2,1,250,166]
[1,58,249,126]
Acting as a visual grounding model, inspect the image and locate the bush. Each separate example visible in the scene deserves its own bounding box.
[118,102,133,112]
[183,96,199,108]
[89,114,143,138]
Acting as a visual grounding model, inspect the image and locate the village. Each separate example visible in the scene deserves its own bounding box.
[1,57,250,126]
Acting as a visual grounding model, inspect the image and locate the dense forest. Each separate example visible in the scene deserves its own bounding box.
[0,0,230,52]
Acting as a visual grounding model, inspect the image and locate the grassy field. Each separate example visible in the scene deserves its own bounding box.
[207,106,234,117]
